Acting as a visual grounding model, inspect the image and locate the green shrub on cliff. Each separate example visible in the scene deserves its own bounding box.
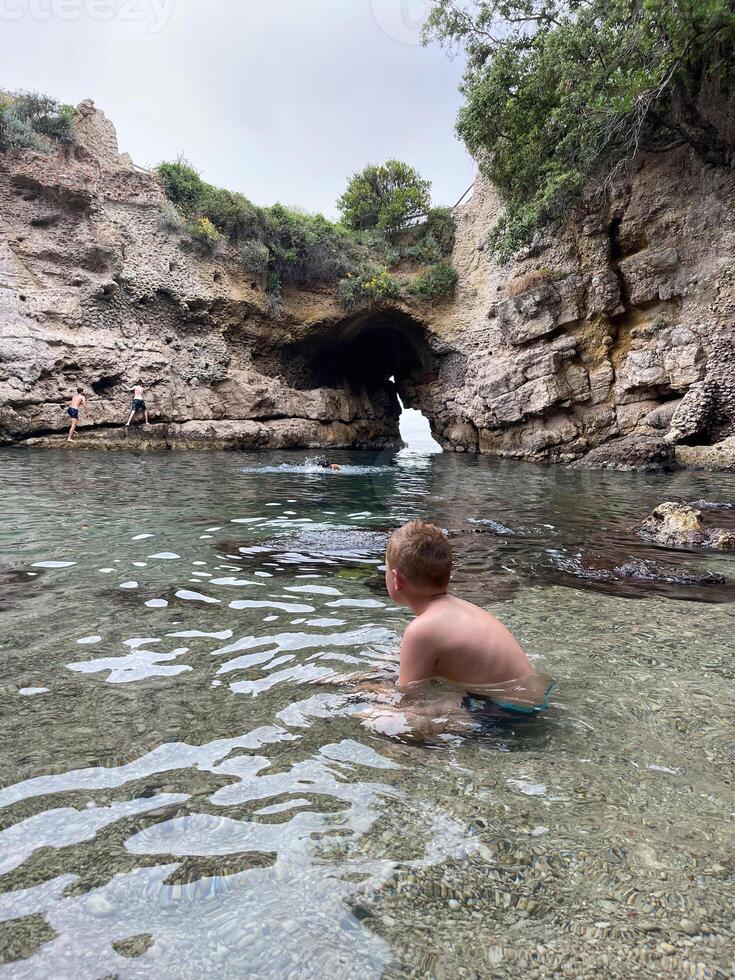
[189,216,223,252]
[409,262,457,303]
[159,201,186,233]
[337,266,402,309]
[337,159,432,237]
[156,157,458,302]
[264,204,357,285]
[156,159,358,285]
[424,0,735,261]
[0,90,77,152]
[156,159,209,216]
[242,239,270,273]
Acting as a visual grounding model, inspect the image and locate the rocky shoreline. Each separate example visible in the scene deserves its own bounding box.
[1,101,734,470]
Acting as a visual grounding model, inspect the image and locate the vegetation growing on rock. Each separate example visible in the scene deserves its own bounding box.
[0,90,77,152]
[336,159,432,236]
[409,261,458,303]
[425,0,735,261]
[156,156,458,309]
[337,266,402,309]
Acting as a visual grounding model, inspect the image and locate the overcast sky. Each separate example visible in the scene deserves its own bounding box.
[0,0,475,217]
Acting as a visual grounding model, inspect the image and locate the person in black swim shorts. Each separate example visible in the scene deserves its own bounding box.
[66,388,89,442]
[125,383,149,426]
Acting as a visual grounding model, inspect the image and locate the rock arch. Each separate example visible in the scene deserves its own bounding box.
[254,305,441,445]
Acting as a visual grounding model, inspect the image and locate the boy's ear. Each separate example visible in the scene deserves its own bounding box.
[392,568,404,592]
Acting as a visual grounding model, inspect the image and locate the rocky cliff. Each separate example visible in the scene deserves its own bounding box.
[1,101,734,467]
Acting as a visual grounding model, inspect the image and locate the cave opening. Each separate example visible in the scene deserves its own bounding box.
[260,305,436,411]
[287,309,434,386]
[397,391,443,452]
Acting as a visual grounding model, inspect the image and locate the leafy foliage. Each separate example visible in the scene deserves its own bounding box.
[337,266,402,309]
[0,90,77,153]
[189,216,223,251]
[337,160,432,236]
[241,239,270,273]
[409,262,458,302]
[156,159,358,285]
[156,157,459,308]
[424,0,735,260]
[266,270,284,317]
[158,201,186,233]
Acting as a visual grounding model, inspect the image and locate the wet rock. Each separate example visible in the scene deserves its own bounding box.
[690,499,735,511]
[0,567,46,611]
[572,436,676,472]
[544,550,734,602]
[634,502,735,551]
[0,915,58,965]
[608,558,723,586]
[112,934,154,959]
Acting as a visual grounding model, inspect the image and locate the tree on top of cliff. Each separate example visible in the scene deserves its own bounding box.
[0,90,77,153]
[337,160,433,237]
[424,0,735,261]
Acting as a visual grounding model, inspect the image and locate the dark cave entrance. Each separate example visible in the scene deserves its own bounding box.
[256,307,439,443]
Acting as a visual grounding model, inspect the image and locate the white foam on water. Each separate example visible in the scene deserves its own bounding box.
[31,561,76,569]
[175,590,220,605]
[507,778,547,797]
[240,462,394,475]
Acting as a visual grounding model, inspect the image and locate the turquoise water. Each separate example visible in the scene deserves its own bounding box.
[1,446,734,977]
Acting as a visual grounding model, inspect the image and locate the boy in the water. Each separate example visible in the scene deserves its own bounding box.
[66,388,89,442]
[357,520,553,736]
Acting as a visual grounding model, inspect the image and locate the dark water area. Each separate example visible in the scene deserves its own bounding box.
[1,447,734,977]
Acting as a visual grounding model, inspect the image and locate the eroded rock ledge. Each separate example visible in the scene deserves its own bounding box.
[1,100,734,468]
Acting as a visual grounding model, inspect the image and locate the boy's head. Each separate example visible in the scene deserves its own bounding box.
[76,388,83,394]
[385,520,452,604]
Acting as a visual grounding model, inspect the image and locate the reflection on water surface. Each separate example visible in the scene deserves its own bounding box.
[1,447,734,977]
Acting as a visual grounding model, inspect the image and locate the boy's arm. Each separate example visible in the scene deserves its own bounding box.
[397,623,437,690]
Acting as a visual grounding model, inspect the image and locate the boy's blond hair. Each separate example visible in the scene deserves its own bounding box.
[386,520,452,589]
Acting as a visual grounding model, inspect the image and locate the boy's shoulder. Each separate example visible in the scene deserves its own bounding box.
[405,598,461,642]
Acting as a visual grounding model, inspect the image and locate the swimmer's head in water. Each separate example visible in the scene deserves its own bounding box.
[385,520,451,602]
[314,457,331,469]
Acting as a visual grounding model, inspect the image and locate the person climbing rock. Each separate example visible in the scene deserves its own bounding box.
[125,382,149,427]
[66,388,90,442]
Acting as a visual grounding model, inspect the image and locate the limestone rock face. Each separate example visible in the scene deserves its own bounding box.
[675,435,735,472]
[1,101,734,468]
[428,149,735,465]
[0,103,404,450]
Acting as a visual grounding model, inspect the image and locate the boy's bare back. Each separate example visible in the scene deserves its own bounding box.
[399,593,531,691]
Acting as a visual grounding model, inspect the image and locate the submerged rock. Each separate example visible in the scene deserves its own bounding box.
[545,551,734,602]
[633,502,735,550]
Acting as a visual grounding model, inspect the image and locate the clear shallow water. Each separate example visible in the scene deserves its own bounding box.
[1,447,734,977]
